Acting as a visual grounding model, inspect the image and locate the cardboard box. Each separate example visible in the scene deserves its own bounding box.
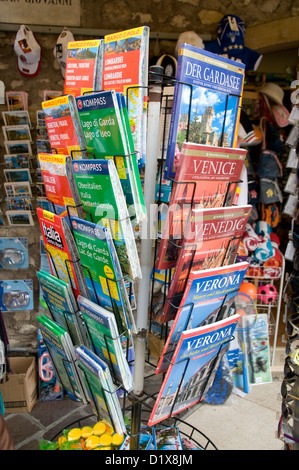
[148,332,165,360]
[0,356,37,413]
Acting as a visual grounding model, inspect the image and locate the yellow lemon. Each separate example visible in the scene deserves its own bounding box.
[112,433,124,446]
[67,428,82,441]
[99,433,112,447]
[99,446,111,450]
[93,421,106,436]
[81,426,93,439]
[85,435,101,450]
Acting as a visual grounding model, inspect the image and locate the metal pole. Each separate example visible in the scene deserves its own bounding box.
[133,65,163,397]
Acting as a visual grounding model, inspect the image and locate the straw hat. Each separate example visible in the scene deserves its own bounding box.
[259,82,284,105]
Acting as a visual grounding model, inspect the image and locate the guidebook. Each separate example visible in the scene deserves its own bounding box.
[75,345,126,435]
[162,204,252,320]
[37,270,88,347]
[147,313,240,426]
[155,145,246,271]
[42,95,86,159]
[38,153,84,219]
[102,26,150,166]
[37,314,87,403]
[37,208,89,300]
[75,90,145,223]
[70,216,136,338]
[156,261,249,374]
[64,39,104,97]
[72,158,141,279]
[77,295,133,391]
[164,44,245,179]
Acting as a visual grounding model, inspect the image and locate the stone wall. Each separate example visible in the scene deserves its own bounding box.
[0,1,298,351]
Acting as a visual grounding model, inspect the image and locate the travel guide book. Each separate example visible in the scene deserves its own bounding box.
[156,261,249,374]
[170,142,246,206]
[75,345,126,435]
[37,314,87,403]
[162,204,252,320]
[64,39,104,97]
[147,313,240,426]
[102,26,150,166]
[71,158,141,280]
[42,95,86,159]
[155,144,246,271]
[75,89,145,223]
[38,153,84,219]
[77,295,133,391]
[37,208,89,300]
[164,43,245,179]
[69,216,136,338]
[37,269,88,347]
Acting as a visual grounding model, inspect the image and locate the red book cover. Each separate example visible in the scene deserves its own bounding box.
[156,143,246,271]
[161,204,252,322]
[37,208,87,299]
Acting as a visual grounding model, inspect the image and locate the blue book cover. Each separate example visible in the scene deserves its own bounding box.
[164,44,245,179]
[148,314,240,426]
[156,261,249,374]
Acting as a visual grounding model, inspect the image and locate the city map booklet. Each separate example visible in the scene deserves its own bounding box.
[42,94,87,159]
[71,157,141,280]
[75,345,126,435]
[148,313,240,426]
[77,294,133,392]
[37,314,87,403]
[164,43,245,179]
[37,208,89,300]
[75,89,145,223]
[70,216,136,339]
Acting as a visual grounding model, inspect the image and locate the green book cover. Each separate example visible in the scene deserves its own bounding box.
[72,158,141,280]
[70,216,136,338]
[37,269,89,347]
[75,90,144,223]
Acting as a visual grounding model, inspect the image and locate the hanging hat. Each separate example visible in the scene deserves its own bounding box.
[271,103,290,128]
[14,25,42,77]
[259,82,284,105]
[174,31,204,57]
[53,27,75,78]
[216,14,246,49]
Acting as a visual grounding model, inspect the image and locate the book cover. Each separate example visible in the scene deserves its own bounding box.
[75,90,145,223]
[37,270,88,347]
[162,204,252,320]
[152,427,183,450]
[147,313,240,426]
[102,26,150,166]
[243,314,272,385]
[164,44,245,179]
[64,39,103,97]
[170,142,246,206]
[38,153,84,219]
[42,94,86,159]
[75,345,126,435]
[37,314,87,402]
[77,294,133,391]
[155,144,246,271]
[37,208,89,300]
[72,158,141,279]
[70,216,136,338]
[156,261,249,373]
